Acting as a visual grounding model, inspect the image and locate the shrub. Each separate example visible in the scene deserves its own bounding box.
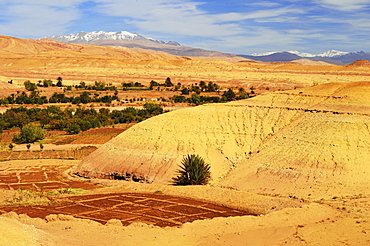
[173,154,211,185]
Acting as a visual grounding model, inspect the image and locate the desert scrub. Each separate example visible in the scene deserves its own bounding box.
[173,154,211,185]
[7,187,49,205]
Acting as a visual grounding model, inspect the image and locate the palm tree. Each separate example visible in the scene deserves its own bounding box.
[173,154,211,185]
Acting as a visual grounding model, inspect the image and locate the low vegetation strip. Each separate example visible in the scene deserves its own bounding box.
[0,103,165,141]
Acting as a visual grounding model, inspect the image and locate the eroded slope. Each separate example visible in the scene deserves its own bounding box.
[74,82,370,193]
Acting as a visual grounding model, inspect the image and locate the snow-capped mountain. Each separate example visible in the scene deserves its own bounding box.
[242,49,369,65]
[46,30,235,58]
[251,51,278,56]
[48,31,140,43]
[286,51,317,58]
[252,50,349,58]
[315,50,349,57]
[47,31,180,46]
[252,51,316,57]
[147,37,180,46]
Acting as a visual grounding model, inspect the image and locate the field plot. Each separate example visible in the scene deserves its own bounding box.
[0,192,253,227]
[0,160,253,228]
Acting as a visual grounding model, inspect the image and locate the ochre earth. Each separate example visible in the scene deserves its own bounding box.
[1,35,370,91]
[1,35,370,245]
[75,81,370,196]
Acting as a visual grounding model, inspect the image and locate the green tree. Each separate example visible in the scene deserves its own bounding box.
[79,81,86,89]
[181,87,190,95]
[143,102,163,115]
[173,154,211,185]
[222,88,236,101]
[65,123,81,134]
[189,93,201,105]
[237,93,250,100]
[12,124,46,144]
[206,82,219,92]
[174,83,182,91]
[165,77,174,87]
[56,77,63,87]
[149,80,159,90]
[191,84,201,94]
[172,95,187,103]
[24,80,37,91]
[199,81,207,91]
[30,90,40,98]
[43,79,53,87]
[80,91,91,104]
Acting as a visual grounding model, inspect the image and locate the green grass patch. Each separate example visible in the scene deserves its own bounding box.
[46,188,86,196]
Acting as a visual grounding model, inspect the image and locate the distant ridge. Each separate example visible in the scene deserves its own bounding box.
[47,31,236,58]
[252,50,349,58]
[347,60,370,66]
[48,31,180,46]
[240,50,370,65]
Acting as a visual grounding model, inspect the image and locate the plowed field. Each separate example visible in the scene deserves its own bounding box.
[0,160,253,228]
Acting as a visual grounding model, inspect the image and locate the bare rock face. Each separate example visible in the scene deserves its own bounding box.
[74,82,370,193]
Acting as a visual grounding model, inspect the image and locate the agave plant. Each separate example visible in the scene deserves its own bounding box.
[173,154,211,185]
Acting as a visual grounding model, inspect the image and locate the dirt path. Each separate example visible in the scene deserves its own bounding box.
[0,160,253,227]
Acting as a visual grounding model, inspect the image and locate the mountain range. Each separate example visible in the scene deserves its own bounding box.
[47,31,370,64]
[49,31,181,46]
[47,31,236,58]
[252,50,349,57]
[239,50,370,65]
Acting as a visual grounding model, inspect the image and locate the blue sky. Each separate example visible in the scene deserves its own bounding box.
[0,0,369,54]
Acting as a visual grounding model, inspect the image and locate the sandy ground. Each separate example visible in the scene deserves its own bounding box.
[0,160,369,246]
[0,181,368,246]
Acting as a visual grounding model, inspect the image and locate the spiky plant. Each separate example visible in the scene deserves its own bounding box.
[173,154,211,185]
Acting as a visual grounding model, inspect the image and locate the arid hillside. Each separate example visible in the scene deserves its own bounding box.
[2,35,370,245]
[0,35,369,91]
[75,82,370,198]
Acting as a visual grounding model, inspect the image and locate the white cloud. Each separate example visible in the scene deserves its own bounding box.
[313,14,370,32]
[314,0,370,11]
[93,1,306,39]
[240,7,306,20]
[0,1,83,37]
[191,28,302,54]
[0,0,85,7]
[0,0,368,53]
[250,2,281,7]
[95,0,198,18]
